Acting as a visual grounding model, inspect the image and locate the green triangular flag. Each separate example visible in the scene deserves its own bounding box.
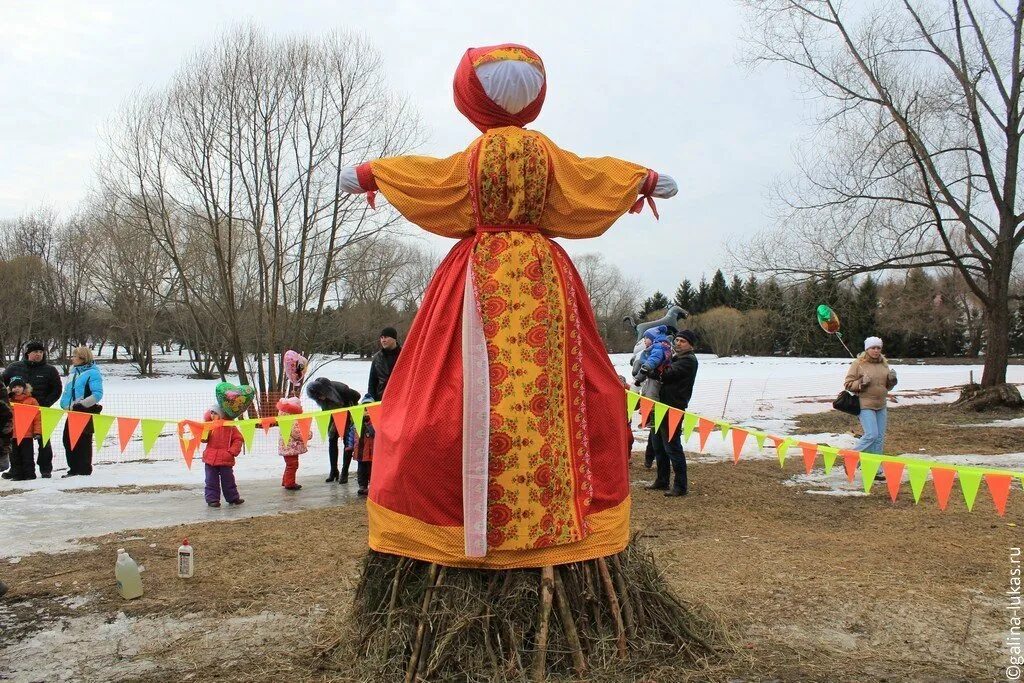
[315,413,331,440]
[959,468,984,511]
[653,403,668,431]
[236,420,256,451]
[820,446,838,474]
[753,432,766,451]
[349,405,366,436]
[140,419,167,455]
[860,455,881,493]
[719,422,731,440]
[626,391,641,416]
[39,406,64,446]
[92,413,115,452]
[682,412,698,442]
[908,463,929,503]
[277,415,295,440]
[777,439,791,467]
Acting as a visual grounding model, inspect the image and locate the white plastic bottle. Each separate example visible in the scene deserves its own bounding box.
[177,538,194,578]
[115,549,144,600]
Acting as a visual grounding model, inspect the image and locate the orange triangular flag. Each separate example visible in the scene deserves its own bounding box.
[11,402,38,444]
[638,397,654,428]
[800,443,817,474]
[730,428,748,464]
[665,408,683,440]
[365,403,382,427]
[984,473,1013,516]
[931,467,956,510]
[66,411,93,451]
[297,417,312,443]
[176,421,200,470]
[881,461,905,502]
[697,417,715,452]
[260,416,276,433]
[840,450,860,482]
[117,417,140,452]
[331,410,349,435]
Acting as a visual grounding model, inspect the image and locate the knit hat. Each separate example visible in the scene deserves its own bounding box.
[203,406,224,422]
[276,396,304,415]
[864,336,883,350]
[676,329,698,346]
[24,341,45,354]
[380,326,398,341]
[7,377,27,391]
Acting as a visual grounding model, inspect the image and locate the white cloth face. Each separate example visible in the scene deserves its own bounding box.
[339,166,363,194]
[653,174,678,198]
[475,60,545,114]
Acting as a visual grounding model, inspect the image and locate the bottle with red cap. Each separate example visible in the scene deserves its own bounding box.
[177,538,194,578]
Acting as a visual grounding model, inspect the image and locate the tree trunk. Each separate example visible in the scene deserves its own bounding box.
[981,257,1012,387]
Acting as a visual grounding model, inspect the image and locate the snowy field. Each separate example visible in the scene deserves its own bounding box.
[3,350,1022,559]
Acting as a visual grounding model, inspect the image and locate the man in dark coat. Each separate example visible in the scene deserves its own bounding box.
[367,327,401,402]
[2,341,61,478]
[307,378,361,483]
[648,330,699,497]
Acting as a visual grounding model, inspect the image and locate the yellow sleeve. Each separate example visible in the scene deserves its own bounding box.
[370,152,475,238]
[537,135,649,238]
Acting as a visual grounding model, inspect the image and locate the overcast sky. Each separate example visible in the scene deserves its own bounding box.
[0,1,811,298]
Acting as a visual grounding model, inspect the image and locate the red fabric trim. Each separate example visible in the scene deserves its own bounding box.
[629,169,660,220]
[453,44,547,133]
[355,162,377,191]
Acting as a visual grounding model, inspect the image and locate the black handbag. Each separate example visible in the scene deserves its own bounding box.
[832,390,860,416]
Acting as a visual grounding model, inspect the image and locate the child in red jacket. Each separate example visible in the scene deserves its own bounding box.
[202,407,244,508]
[7,378,41,480]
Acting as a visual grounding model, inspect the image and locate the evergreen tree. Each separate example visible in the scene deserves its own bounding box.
[674,279,695,312]
[729,275,747,309]
[707,270,729,309]
[743,275,760,310]
[639,291,671,319]
[694,277,710,314]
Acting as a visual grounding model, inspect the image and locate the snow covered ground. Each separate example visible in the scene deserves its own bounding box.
[2,350,1021,559]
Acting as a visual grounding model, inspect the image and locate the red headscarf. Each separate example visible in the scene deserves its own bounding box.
[453,43,546,132]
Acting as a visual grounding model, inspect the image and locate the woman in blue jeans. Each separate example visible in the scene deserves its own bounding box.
[844,336,898,455]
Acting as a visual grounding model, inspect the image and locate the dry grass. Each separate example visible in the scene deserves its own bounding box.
[2,455,1020,681]
[794,402,1024,456]
[0,488,28,498]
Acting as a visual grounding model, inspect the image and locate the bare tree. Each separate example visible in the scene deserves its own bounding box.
[575,252,642,351]
[738,0,1024,398]
[694,306,746,356]
[100,27,420,394]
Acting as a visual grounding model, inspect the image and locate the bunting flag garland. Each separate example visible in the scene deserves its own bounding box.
[15,388,1020,518]
[620,393,1023,515]
[277,414,296,441]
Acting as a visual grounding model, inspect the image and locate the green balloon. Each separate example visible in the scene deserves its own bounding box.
[816,304,833,324]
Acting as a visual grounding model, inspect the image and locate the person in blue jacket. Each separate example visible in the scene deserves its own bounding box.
[59,346,104,477]
[633,325,673,383]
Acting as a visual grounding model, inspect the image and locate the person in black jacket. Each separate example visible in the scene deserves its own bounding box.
[307,378,361,483]
[367,327,401,402]
[0,379,12,477]
[2,342,61,478]
[648,330,699,496]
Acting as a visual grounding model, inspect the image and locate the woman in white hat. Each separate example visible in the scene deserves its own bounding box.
[844,336,898,455]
